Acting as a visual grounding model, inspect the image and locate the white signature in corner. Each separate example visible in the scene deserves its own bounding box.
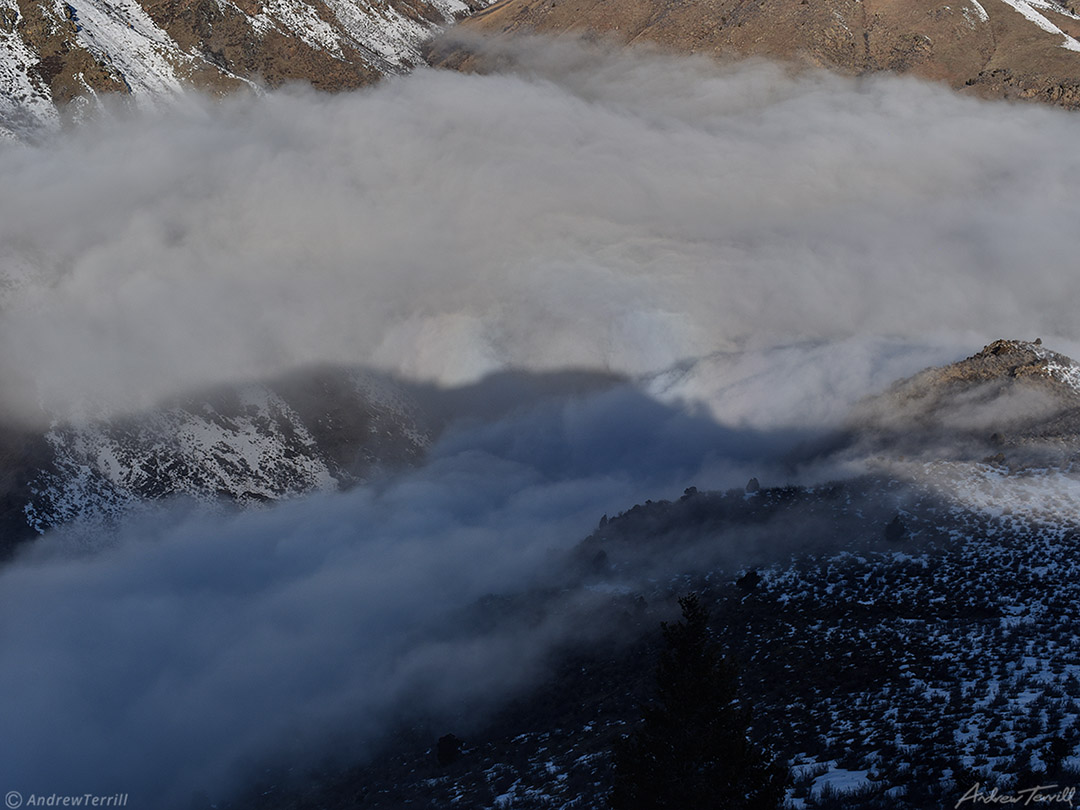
[956,783,1078,808]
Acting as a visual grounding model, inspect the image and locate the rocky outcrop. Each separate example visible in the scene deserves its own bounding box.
[849,338,1080,461]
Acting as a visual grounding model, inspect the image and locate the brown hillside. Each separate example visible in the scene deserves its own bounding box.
[431,0,1080,107]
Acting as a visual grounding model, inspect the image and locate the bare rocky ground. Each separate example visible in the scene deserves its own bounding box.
[428,0,1080,109]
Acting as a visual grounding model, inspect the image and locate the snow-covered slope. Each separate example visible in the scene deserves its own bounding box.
[0,0,60,137]
[7,337,1080,550]
[6,340,1080,805]
[999,0,1080,52]
[0,366,625,549]
[0,0,491,138]
[8,368,431,540]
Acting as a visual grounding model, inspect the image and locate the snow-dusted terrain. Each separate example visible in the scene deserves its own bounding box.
[0,0,59,136]
[0,365,627,547]
[8,0,1080,138]
[3,340,1080,808]
[218,461,1080,809]
[0,0,490,138]
[5,16,1080,803]
[250,340,1080,808]
[6,369,432,541]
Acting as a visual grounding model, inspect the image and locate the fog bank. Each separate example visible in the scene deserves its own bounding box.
[0,384,788,804]
[1,44,1079,420]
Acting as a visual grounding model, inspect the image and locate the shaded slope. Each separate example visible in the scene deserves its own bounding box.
[0,365,623,552]
[220,470,1080,809]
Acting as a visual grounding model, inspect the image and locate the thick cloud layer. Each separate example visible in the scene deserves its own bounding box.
[1,43,1080,420]
[3,38,1080,807]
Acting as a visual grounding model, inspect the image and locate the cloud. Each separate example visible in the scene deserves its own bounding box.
[0,384,792,805]
[1,42,1080,421]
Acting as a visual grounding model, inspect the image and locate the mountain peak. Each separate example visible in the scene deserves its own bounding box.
[850,338,1080,461]
[950,338,1080,393]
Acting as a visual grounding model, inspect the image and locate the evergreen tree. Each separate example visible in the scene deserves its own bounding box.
[610,593,788,810]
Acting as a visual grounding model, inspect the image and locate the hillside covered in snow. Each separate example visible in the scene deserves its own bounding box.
[0,0,491,138]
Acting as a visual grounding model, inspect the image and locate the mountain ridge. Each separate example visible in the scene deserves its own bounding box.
[9,0,1080,139]
[0,0,493,138]
[5,338,1080,551]
[428,0,1080,108]
[0,365,623,553]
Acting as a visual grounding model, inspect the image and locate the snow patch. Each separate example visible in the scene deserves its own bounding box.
[1032,344,1080,394]
[0,0,61,137]
[25,385,340,533]
[996,0,1080,52]
[965,0,991,25]
[0,0,496,137]
[63,0,189,103]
